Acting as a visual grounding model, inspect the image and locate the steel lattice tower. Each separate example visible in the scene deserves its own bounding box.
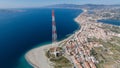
[52,10,57,44]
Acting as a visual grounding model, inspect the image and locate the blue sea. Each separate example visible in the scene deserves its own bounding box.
[98,19,120,26]
[0,8,82,68]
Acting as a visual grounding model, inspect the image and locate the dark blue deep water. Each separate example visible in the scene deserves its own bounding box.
[0,8,82,68]
[98,19,120,26]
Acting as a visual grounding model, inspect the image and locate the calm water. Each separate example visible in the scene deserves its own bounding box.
[98,19,120,26]
[0,8,82,68]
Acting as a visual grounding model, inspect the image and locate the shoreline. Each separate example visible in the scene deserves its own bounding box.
[25,32,76,68]
[25,8,120,68]
[25,11,82,68]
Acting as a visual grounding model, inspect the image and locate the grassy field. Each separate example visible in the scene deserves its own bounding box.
[50,56,72,68]
[45,48,72,68]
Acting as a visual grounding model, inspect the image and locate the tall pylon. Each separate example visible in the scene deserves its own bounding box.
[52,10,57,44]
[52,10,58,57]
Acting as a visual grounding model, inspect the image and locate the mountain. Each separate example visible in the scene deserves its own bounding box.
[0,9,26,13]
[45,4,120,9]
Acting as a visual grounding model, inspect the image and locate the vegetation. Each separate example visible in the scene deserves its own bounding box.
[46,50,51,58]
[90,48,97,56]
[101,24,120,33]
[90,36,120,68]
[87,37,98,42]
[110,26,120,33]
[45,47,72,68]
[50,56,72,68]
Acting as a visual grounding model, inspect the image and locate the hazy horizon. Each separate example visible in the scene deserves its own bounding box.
[0,0,120,8]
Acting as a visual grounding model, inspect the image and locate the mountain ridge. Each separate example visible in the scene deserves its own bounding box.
[44,4,120,9]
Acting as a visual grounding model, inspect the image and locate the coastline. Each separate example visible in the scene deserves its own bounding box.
[25,8,120,68]
[25,13,81,68]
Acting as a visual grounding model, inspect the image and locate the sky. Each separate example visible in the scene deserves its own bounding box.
[0,0,120,8]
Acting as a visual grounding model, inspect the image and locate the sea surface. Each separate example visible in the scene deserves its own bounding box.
[98,19,120,26]
[0,8,82,68]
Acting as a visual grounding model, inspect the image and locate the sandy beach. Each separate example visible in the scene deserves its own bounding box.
[25,31,76,68]
[25,44,52,68]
